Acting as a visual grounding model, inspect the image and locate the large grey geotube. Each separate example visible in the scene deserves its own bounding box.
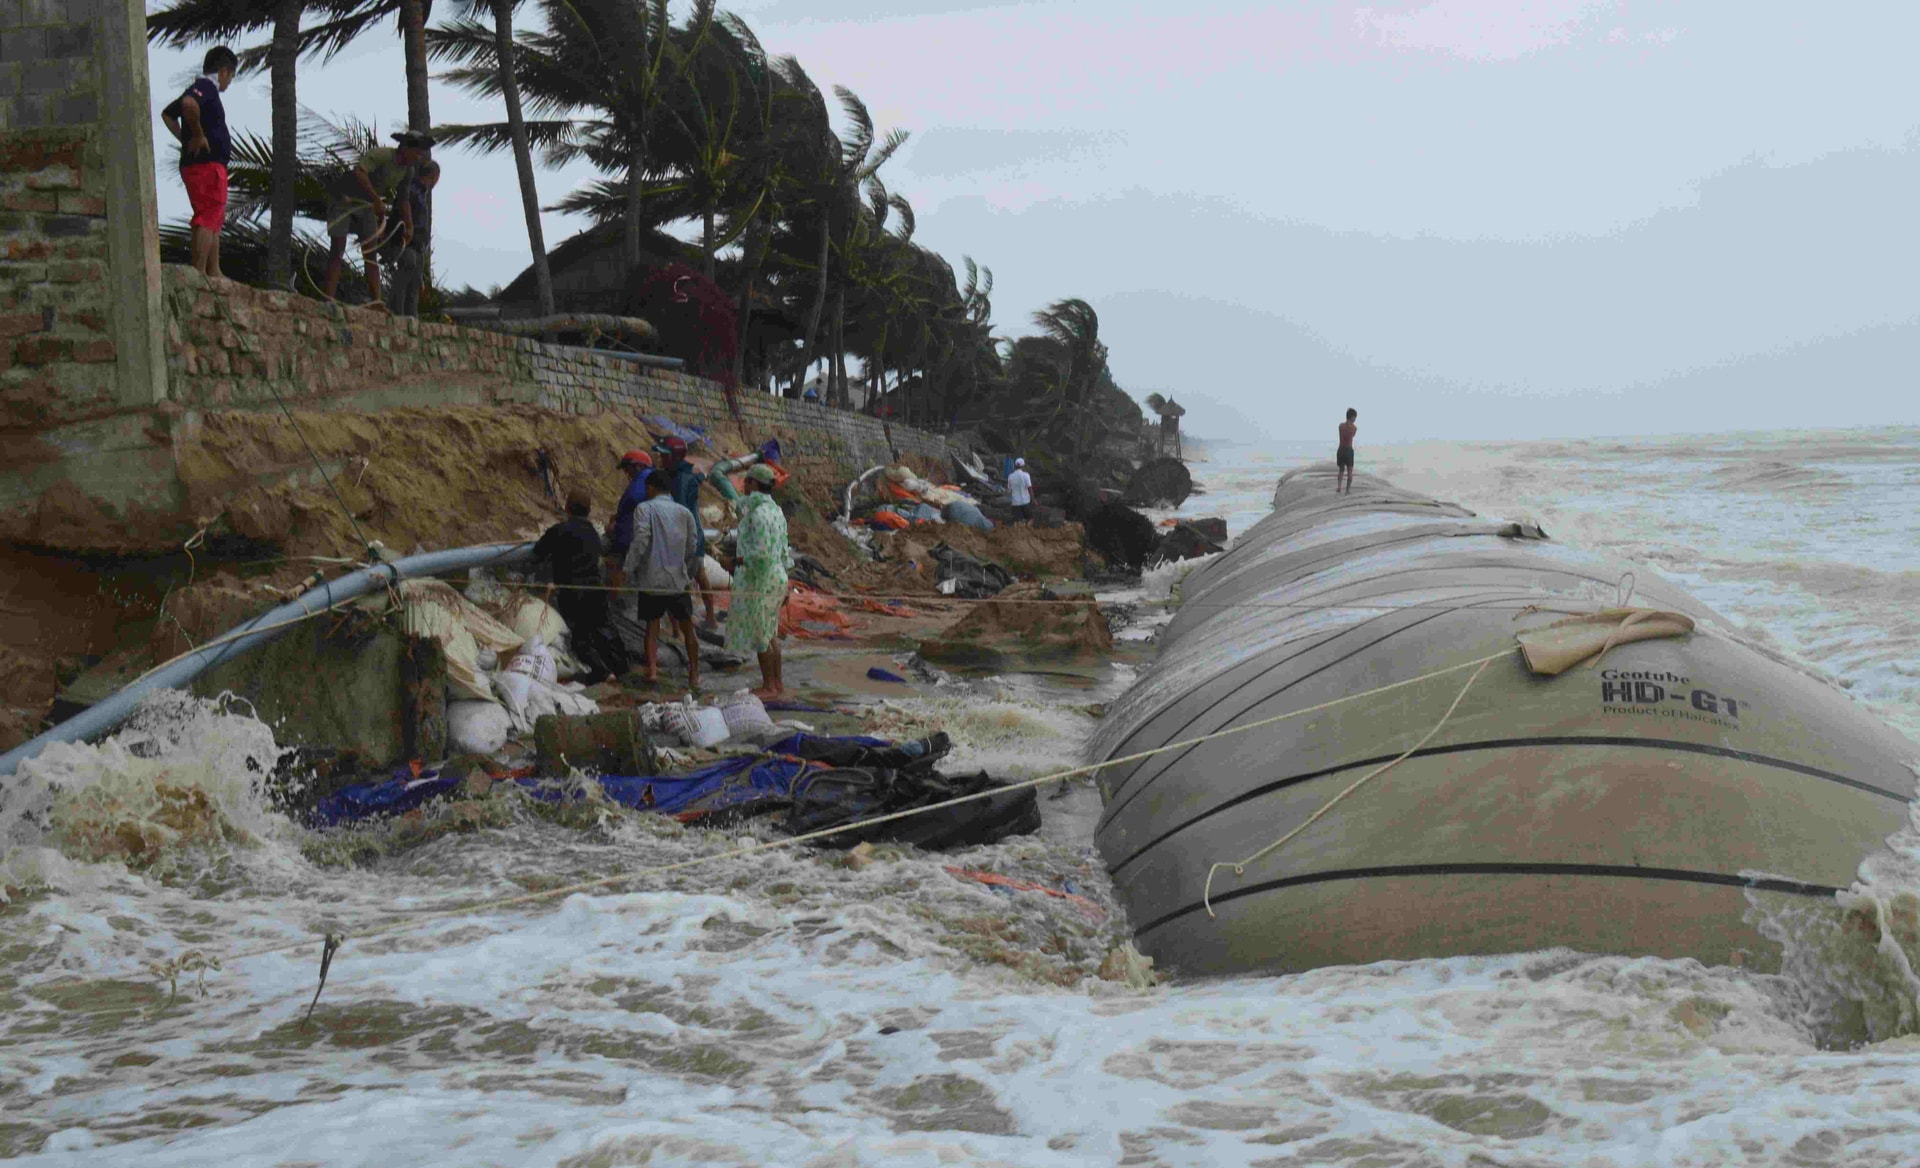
[1089,469,1916,976]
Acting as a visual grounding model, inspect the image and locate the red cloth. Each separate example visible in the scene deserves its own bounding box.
[182,162,228,233]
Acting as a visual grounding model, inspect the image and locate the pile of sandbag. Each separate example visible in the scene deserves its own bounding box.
[863,466,995,532]
[637,690,786,751]
[395,579,601,755]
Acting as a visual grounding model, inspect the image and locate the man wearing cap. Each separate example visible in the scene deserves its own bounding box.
[321,130,433,304]
[383,158,440,317]
[726,464,792,699]
[604,449,654,588]
[656,436,719,627]
[1007,457,1034,523]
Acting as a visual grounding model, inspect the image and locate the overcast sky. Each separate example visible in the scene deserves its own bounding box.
[148,0,1920,441]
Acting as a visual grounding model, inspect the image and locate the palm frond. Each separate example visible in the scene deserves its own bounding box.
[146,0,267,47]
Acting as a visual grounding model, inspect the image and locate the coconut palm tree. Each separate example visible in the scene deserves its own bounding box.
[235,0,433,129]
[431,0,714,271]
[426,0,553,313]
[646,13,774,281]
[810,87,906,403]
[573,0,716,268]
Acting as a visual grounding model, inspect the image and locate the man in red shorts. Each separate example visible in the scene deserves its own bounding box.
[161,46,238,279]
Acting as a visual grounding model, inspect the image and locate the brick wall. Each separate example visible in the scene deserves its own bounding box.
[0,0,166,524]
[0,129,115,426]
[164,268,959,481]
[0,0,102,130]
[163,267,533,411]
[524,345,955,473]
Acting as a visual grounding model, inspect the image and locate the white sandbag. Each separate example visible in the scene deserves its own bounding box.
[397,578,524,702]
[662,699,730,749]
[505,595,569,647]
[500,593,588,678]
[718,689,773,737]
[697,555,732,591]
[493,669,600,736]
[448,700,512,755]
[493,671,535,726]
[505,635,558,684]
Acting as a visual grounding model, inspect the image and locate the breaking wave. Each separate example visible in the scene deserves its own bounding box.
[9,426,1920,1162]
[1,691,292,896]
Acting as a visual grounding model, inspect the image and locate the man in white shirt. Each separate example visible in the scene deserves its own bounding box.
[624,471,704,688]
[1007,457,1034,523]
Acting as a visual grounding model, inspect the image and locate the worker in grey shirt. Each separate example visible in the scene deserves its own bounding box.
[623,470,704,689]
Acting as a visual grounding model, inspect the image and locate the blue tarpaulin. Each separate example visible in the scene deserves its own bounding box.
[309,735,896,829]
[648,416,711,447]
[312,770,463,827]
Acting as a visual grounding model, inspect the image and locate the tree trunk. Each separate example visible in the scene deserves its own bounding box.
[701,207,716,281]
[623,137,646,270]
[731,221,765,386]
[829,291,846,408]
[798,215,829,371]
[266,0,301,290]
[400,0,432,301]
[400,0,431,132]
[493,0,554,317]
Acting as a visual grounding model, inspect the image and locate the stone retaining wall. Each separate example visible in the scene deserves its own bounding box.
[163,267,956,480]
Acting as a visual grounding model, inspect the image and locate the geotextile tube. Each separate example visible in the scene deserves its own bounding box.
[1088,468,1917,976]
[0,542,534,779]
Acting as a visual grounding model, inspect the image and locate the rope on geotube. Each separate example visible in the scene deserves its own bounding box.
[1201,655,1497,919]
[153,649,1520,982]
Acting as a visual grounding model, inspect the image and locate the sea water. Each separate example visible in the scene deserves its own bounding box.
[6,429,1920,1166]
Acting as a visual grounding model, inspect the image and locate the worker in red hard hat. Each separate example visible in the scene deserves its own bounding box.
[604,449,654,588]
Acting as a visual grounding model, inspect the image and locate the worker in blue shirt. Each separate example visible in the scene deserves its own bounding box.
[603,449,653,587]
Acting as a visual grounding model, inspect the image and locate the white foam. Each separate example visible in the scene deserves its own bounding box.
[11,429,1920,1163]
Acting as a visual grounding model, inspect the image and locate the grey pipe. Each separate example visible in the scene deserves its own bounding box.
[0,541,534,778]
[591,350,686,370]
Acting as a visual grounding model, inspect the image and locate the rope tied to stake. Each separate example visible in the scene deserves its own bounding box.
[303,934,343,1026]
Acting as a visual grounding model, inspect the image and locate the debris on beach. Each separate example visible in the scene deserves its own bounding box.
[919,583,1114,669]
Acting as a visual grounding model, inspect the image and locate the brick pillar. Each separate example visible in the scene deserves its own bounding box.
[0,0,167,422]
[101,0,167,406]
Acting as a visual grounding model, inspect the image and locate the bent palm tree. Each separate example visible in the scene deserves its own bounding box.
[433,0,714,270]
[1031,297,1108,458]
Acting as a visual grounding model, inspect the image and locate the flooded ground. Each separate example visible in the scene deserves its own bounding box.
[6,427,1920,1165]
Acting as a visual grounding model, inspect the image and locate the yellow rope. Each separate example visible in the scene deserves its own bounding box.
[1201,655,1497,918]
[529,579,1599,612]
[170,648,1519,975]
